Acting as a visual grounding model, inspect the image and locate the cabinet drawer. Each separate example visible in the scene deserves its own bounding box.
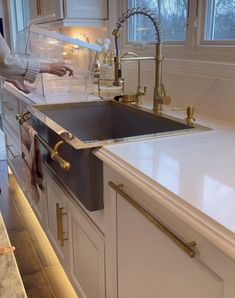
[105,165,235,298]
[5,127,21,160]
[1,90,20,135]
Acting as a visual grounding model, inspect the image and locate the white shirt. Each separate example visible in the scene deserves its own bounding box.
[0,34,39,83]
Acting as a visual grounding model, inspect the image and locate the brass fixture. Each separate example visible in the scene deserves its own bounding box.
[172,106,195,126]
[16,112,71,171]
[112,7,171,113]
[109,181,197,258]
[121,51,147,106]
[56,203,68,247]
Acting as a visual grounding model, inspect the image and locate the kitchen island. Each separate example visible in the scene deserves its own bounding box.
[2,82,235,298]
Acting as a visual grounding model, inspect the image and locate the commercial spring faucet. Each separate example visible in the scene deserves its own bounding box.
[112,7,171,113]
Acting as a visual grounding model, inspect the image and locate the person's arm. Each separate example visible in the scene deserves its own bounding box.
[0,34,73,86]
[0,34,39,83]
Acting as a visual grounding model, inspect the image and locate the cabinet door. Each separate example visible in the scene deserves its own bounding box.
[115,189,232,298]
[29,0,64,23]
[31,177,46,226]
[45,171,69,266]
[65,0,108,20]
[69,202,105,298]
[1,89,20,138]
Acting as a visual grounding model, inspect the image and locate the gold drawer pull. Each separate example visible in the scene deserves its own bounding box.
[56,203,68,247]
[109,181,196,258]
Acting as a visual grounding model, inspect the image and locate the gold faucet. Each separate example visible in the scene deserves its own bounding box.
[120,51,147,106]
[112,7,171,114]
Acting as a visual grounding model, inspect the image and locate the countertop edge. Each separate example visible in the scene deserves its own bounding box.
[94,147,235,261]
[0,213,27,297]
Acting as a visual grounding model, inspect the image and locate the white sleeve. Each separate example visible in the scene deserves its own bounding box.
[0,34,39,83]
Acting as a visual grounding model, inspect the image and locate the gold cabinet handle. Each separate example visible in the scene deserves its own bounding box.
[56,203,68,247]
[109,181,197,258]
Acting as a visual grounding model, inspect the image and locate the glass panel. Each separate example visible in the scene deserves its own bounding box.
[128,0,188,42]
[204,0,235,40]
[15,26,100,101]
[15,0,24,32]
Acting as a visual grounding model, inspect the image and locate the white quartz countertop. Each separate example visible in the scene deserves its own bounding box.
[0,213,27,297]
[95,107,235,259]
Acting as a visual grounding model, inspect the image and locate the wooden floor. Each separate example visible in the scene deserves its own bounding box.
[0,160,78,298]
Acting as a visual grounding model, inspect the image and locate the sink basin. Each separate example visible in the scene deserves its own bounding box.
[27,100,209,211]
[28,100,204,149]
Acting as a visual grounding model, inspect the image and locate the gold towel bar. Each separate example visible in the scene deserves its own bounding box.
[108,181,197,258]
[16,112,71,171]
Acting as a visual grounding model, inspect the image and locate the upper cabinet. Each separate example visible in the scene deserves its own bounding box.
[65,0,108,20]
[29,0,108,25]
[29,0,64,24]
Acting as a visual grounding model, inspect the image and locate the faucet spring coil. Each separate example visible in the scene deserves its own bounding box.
[115,7,162,42]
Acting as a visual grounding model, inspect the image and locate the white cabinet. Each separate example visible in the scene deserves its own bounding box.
[44,168,105,298]
[65,0,108,20]
[68,201,105,298]
[29,0,64,24]
[45,170,70,267]
[1,89,20,139]
[1,89,23,179]
[29,0,108,25]
[104,164,235,298]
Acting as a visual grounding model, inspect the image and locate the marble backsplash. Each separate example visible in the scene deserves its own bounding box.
[122,59,235,124]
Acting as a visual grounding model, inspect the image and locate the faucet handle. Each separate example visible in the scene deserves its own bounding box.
[162,96,171,105]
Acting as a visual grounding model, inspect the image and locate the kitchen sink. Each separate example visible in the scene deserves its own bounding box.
[28,100,202,148]
[27,100,209,211]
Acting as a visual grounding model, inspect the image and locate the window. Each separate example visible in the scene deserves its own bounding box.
[122,0,235,61]
[128,0,188,42]
[9,0,30,49]
[204,0,235,40]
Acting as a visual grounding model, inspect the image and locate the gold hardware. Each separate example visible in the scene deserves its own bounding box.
[17,111,71,171]
[116,94,137,103]
[113,8,172,113]
[172,106,195,126]
[109,181,197,258]
[56,203,68,247]
[16,111,30,125]
[121,52,147,106]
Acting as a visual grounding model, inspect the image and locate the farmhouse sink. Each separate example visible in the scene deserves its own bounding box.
[26,100,208,211]
[28,100,201,147]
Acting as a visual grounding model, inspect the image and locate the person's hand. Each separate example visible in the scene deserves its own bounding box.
[39,62,73,77]
[6,80,33,94]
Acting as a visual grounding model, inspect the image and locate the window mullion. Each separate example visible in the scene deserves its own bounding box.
[185,0,198,50]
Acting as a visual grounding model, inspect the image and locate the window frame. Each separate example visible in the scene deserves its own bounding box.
[119,0,235,63]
